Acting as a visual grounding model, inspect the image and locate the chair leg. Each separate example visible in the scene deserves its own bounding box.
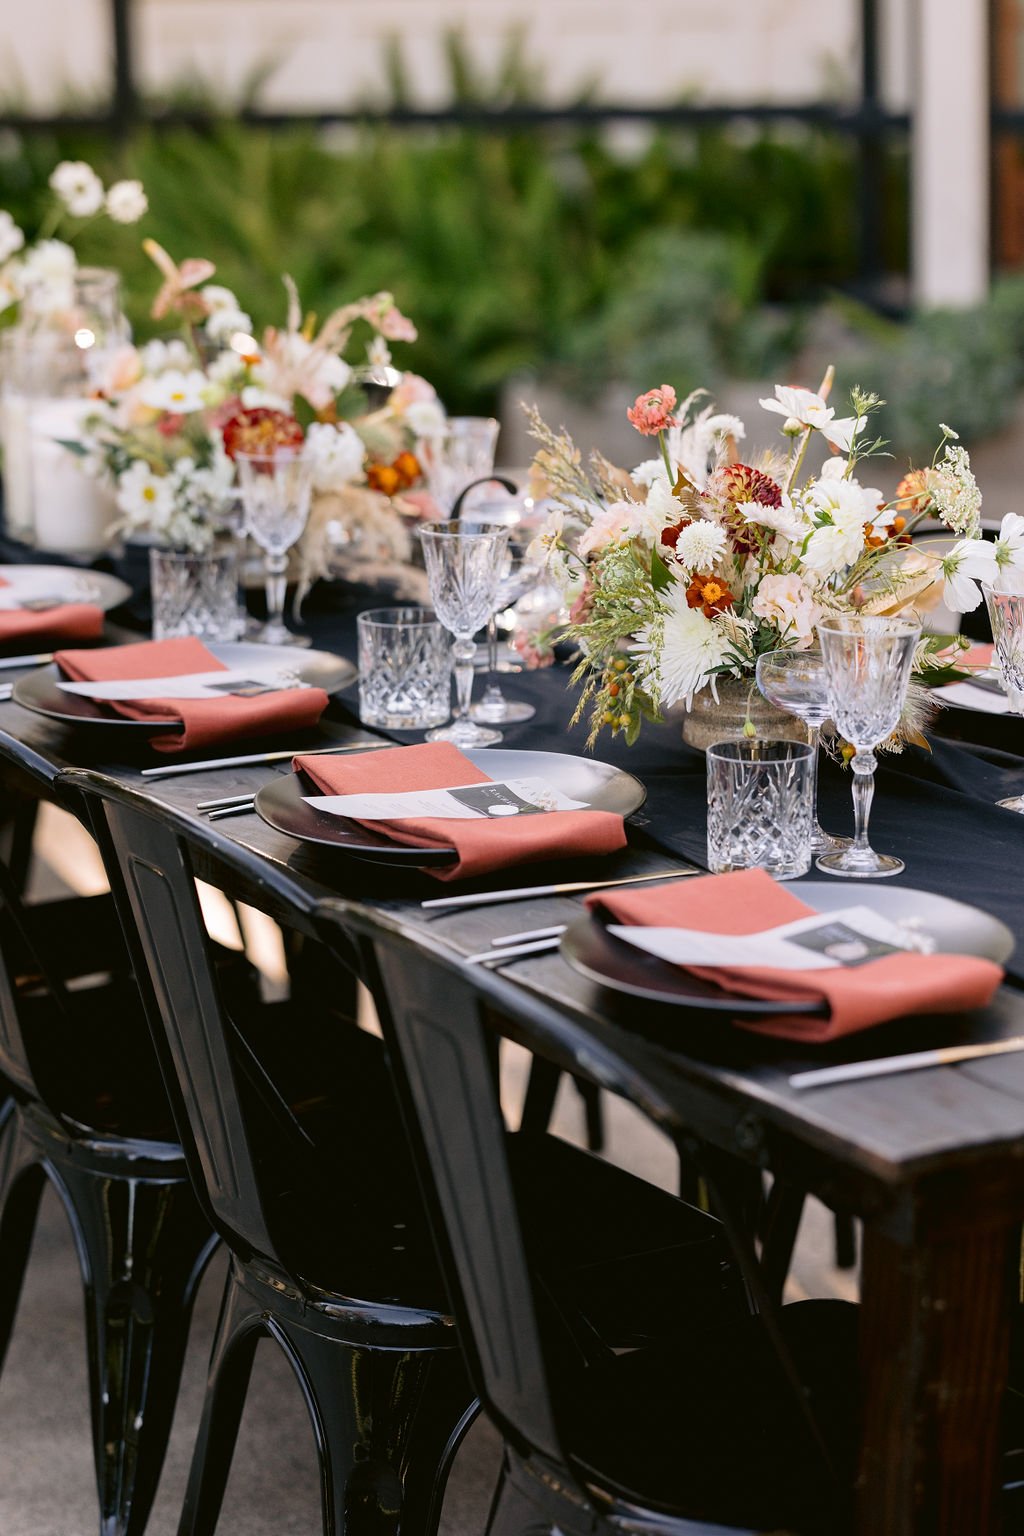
[833,1211,857,1270]
[277,1321,472,1536]
[520,1059,560,1136]
[522,1061,606,1155]
[51,1160,217,1536]
[176,1266,265,1536]
[0,1110,46,1374]
[485,1453,549,1536]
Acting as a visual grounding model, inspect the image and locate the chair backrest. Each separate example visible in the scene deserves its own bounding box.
[317,897,851,1503]
[66,767,301,1263]
[320,897,565,1464]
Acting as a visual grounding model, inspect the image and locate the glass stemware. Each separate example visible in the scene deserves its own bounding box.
[470,542,539,727]
[418,521,511,748]
[815,614,921,878]
[235,448,314,647]
[754,648,850,855]
[983,584,1024,812]
[420,416,500,516]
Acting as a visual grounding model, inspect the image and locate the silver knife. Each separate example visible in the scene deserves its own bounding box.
[789,1036,1024,1090]
[421,867,700,910]
[0,651,53,671]
[141,740,392,780]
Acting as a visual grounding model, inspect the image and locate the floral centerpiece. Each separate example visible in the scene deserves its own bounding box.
[525,371,980,747]
[65,243,444,589]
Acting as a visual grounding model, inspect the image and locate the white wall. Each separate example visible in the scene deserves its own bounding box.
[4,0,866,110]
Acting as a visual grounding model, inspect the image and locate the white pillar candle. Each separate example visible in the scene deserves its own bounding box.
[27,397,116,557]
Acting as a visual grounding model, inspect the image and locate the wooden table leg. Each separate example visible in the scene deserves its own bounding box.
[857,1219,1017,1534]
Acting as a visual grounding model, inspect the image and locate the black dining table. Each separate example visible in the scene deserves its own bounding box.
[1,566,1024,1535]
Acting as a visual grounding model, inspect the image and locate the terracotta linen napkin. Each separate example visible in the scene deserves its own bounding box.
[586,867,1003,1042]
[56,636,328,755]
[294,739,627,882]
[0,576,103,648]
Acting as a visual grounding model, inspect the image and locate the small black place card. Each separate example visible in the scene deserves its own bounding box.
[786,918,908,968]
[203,678,285,698]
[447,782,549,817]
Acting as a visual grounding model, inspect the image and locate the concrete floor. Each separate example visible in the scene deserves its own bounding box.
[0,813,855,1536]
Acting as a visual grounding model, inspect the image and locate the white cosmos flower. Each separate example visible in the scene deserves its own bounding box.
[49,160,104,218]
[115,460,174,526]
[526,507,565,568]
[139,369,209,414]
[306,421,366,492]
[759,385,862,453]
[631,586,738,708]
[939,545,989,613]
[990,513,1024,586]
[670,519,727,570]
[0,211,24,263]
[105,179,148,223]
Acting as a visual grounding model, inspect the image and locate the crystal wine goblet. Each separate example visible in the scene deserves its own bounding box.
[418,521,511,748]
[815,614,921,878]
[983,584,1024,812]
[755,648,850,854]
[235,448,313,647]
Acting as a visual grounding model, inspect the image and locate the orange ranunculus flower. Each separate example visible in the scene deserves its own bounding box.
[393,450,421,487]
[367,462,401,496]
[686,573,735,618]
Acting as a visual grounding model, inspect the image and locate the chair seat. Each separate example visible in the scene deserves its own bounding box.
[566,1298,860,1534]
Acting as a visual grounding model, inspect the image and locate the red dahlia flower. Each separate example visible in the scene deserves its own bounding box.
[221,408,305,460]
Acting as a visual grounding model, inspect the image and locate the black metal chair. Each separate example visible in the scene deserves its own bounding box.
[327,897,865,1536]
[0,826,217,1536]
[70,769,478,1536]
[71,769,761,1536]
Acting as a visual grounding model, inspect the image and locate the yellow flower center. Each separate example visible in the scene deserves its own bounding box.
[142,486,156,502]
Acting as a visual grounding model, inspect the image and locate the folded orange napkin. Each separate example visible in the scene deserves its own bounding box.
[586,867,1003,1041]
[0,576,103,648]
[56,636,328,755]
[294,740,627,882]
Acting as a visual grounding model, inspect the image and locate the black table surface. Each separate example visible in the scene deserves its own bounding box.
[1,565,1024,1223]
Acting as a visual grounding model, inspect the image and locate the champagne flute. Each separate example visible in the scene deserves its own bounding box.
[755,648,850,854]
[235,448,313,647]
[470,542,539,727]
[983,584,1024,812]
[418,521,510,748]
[815,614,921,878]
